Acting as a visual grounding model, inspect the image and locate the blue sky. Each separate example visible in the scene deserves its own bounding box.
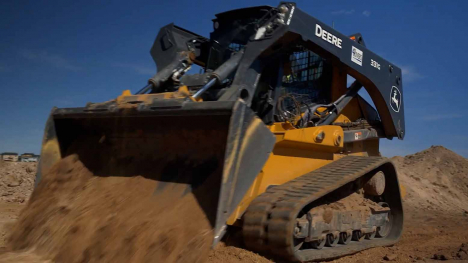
[1,0,467,157]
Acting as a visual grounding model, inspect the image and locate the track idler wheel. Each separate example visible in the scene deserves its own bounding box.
[377,224,391,238]
[376,202,392,238]
[339,230,353,245]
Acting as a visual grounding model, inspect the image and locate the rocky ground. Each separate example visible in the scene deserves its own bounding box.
[0,161,36,204]
[0,161,36,249]
[1,146,468,262]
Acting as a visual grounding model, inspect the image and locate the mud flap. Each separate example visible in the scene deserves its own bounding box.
[36,99,276,246]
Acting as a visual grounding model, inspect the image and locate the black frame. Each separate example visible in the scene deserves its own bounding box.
[148,2,405,139]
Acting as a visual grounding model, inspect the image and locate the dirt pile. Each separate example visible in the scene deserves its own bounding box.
[0,160,36,203]
[2,146,468,263]
[6,155,213,263]
[0,203,24,251]
[392,145,468,214]
[0,249,51,263]
[208,242,272,263]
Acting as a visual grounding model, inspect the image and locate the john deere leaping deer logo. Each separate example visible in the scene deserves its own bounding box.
[390,86,401,112]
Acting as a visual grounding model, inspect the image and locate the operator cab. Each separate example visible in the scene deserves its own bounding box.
[146,4,384,135]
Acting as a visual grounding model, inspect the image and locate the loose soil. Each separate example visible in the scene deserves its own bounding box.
[1,146,468,262]
[2,155,212,263]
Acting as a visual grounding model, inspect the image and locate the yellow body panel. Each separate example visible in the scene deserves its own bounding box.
[227,125,346,225]
[115,86,200,105]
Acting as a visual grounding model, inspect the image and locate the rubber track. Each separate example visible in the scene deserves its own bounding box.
[243,156,401,262]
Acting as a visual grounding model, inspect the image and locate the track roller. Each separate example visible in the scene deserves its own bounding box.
[339,230,353,245]
[352,230,365,242]
[365,226,377,240]
[326,232,340,247]
[311,235,326,249]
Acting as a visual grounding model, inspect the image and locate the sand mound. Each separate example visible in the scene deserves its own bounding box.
[392,145,468,214]
[0,161,36,203]
[7,155,213,263]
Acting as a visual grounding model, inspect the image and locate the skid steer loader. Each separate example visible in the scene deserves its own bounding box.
[36,2,404,262]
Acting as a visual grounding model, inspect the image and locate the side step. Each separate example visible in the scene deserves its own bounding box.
[243,156,404,262]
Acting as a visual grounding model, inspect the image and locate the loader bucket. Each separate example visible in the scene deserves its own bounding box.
[36,99,276,245]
